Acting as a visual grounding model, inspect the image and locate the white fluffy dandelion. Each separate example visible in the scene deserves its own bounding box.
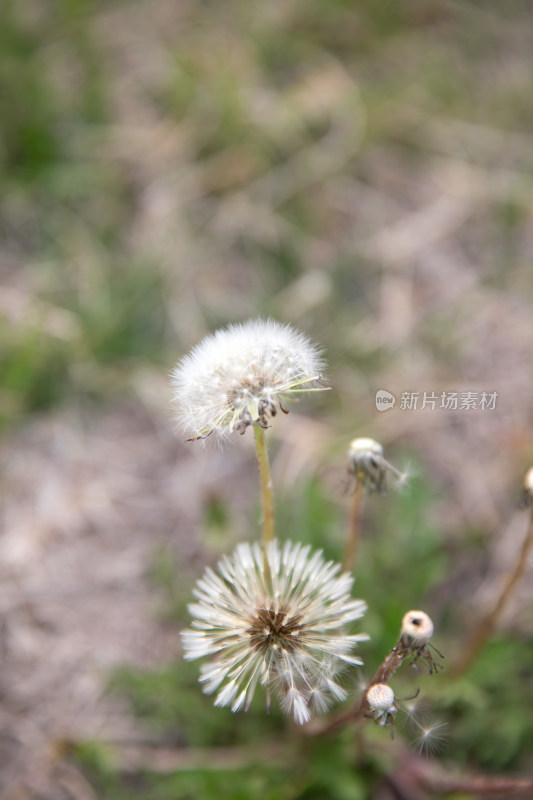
[171,318,326,440]
[181,539,368,725]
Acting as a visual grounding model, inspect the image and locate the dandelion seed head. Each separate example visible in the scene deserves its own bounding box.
[171,319,326,440]
[181,539,368,724]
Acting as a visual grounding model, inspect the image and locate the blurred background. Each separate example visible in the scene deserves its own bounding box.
[1,0,533,797]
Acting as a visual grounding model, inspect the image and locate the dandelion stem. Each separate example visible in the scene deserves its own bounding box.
[451,507,533,677]
[343,484,363,572]
[253,424,275,575]
[308,640,410,736]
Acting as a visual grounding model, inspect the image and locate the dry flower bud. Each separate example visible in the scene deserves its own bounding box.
[367,683,395,712]
[399,610,443,675]
[366,683,397,727]
[347,437,405,494]
[522,466,533,507]
[401,610,434,647]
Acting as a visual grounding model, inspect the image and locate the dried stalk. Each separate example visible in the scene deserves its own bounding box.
[308,639,411,736]
[451,508,533,677]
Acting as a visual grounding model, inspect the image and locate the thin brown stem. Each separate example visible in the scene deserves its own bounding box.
[413,758,533,796]
[343,484,363,572]
[253,424,275,579]
[307,639,410,736]
[451,508,533,677]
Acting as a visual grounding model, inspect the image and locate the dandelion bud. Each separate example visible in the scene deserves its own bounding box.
[401,610,434,648]
[347,437,405,494]
[521,466,533,507]
[171,318,326,441]
[400,610,443,675]
[366,683,397,727]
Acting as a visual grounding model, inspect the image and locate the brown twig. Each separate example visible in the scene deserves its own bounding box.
[307,639,411,736]
[413,757,533,796]
[451,508,533,678]
[379,747,533,799]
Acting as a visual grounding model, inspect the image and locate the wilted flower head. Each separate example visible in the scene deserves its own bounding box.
[171,319,325,440]
[366,683,397,727]
[347,437,406,494]
[181,539,368,725]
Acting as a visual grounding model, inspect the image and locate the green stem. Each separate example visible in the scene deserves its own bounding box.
[343,484,363,573]
[253,424,275,576]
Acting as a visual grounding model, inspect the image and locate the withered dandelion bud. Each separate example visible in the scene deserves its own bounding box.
[401,610,434,647]
[521,466,533,507]
[347,437,406,494]
[400,610,443,675]
[366,683,397,727]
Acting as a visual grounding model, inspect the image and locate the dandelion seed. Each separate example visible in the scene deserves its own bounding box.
[410,718,448,756]
[400,688,447,754]
[171,319,326,440]
[181,539,368,724]
[400,691,426,722]
[347,438,407,494]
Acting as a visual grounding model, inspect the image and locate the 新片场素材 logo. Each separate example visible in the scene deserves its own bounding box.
[375,390,396,412]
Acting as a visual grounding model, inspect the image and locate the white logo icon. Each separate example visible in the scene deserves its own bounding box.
[375,389,396,412]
